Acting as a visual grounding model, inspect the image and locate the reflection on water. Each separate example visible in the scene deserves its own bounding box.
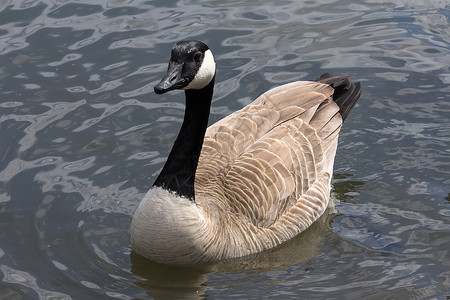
[0,0,449,298]
[331,173,365,202]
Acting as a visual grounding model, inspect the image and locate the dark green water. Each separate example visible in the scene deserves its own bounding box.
[0,0,449,299]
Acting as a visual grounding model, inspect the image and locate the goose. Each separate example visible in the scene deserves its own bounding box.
[130,40,362,264]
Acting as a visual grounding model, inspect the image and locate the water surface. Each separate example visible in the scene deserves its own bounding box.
[0,0,449,299]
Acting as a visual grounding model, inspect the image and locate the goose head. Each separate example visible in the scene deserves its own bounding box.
[154,40,216,94]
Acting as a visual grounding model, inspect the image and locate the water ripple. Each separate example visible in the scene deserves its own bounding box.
[0,0,449,298]
[1,265,72,299]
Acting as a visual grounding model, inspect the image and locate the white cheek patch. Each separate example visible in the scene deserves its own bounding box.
[184,49,216,90]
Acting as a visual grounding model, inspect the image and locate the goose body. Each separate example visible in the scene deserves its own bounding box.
[130,41,361,264]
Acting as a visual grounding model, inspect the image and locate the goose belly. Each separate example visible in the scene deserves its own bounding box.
[130,186,326,264]
[131,187,268,264]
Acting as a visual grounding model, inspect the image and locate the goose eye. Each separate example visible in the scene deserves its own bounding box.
[194,51,203,62]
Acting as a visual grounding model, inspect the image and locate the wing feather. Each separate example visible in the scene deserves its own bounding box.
[196,80,341,238]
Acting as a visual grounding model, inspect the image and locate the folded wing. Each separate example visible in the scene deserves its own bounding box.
[195,80,342,234]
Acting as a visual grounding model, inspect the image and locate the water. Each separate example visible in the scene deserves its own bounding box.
[0,0,449,299]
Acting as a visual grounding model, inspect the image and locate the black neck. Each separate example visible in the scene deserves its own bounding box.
[153,77,215,200]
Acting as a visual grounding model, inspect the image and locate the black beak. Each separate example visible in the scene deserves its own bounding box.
[154,62,187,94]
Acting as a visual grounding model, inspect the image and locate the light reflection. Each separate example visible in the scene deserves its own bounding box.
[1,265,72,299]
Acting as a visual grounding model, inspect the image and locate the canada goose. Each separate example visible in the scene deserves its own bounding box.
[130,40,362,264]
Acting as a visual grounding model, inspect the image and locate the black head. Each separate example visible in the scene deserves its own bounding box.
[154,41,216,94]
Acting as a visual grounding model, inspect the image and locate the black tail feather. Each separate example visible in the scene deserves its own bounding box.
[315,73,362,121]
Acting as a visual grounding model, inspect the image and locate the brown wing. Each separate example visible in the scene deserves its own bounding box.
[195,80,342,232]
